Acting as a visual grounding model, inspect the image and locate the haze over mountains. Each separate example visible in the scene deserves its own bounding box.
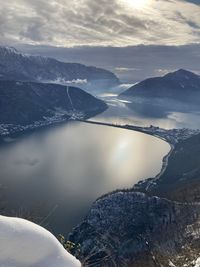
[0,46,119,92]
[120,69,200,102]
[16,44,200,84]
[119,69,200,118]
[1,45,200,129]
[0,46,111,137]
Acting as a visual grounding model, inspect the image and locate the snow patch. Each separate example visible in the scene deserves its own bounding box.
[169,260,176,267]
[0,216,81,267]
[195,258,200,267]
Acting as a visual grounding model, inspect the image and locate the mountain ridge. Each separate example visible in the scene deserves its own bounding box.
[0,46,120,91]
[0,80,107,137]
[120,69,200,102]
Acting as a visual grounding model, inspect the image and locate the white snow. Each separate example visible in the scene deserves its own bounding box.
[0,215,81,267]
[169,260,176,266]
[65,79,87,85]
[195,258,200,267]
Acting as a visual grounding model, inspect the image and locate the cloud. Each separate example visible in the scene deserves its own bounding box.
[46,78,88,85]
[0,0,200,46]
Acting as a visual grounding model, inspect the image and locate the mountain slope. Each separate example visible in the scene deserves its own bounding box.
[69,192,200,267]
[120,69,200,104]
[146,133,200,203]
[0,46,119,91]
[0,80,107,136]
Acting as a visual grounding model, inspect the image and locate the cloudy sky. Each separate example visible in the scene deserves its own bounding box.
[0,0,200,46]
[1,0,200,82]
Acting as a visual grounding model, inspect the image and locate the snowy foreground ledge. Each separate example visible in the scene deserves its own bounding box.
[0,216,81,267]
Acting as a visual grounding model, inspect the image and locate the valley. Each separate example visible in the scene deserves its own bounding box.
[0,45,200,267]
[1,1,200,266]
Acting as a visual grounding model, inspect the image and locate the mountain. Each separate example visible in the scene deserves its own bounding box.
[118,69,200,117]
[0,80,107,136]
[120,69,200,104]
[0,46,120,92]
[69,191,200,267]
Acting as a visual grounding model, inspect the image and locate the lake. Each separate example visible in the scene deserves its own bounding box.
[96,94,200,129]
[0,122,170,235]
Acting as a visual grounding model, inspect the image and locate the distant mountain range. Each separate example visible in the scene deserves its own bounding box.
[0,46,119,92]
[0,80,107,137]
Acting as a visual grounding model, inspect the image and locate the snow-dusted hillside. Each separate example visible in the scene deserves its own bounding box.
[0,216,81,267]
[69,191,200,266]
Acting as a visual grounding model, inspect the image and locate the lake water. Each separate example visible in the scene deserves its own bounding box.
[0,122,170,235]
[96,94,200,129]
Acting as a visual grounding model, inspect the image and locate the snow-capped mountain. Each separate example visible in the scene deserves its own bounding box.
[0,46,120,92]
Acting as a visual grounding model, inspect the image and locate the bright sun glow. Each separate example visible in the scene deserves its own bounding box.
[119,0,151,9]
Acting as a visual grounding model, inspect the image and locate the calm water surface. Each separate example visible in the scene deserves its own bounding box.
[96,94,200,129]
[0,122,170,234]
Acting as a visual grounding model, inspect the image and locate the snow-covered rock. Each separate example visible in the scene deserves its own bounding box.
[195,258,200,267]
[169,260,176,267]
[0,216,81,267]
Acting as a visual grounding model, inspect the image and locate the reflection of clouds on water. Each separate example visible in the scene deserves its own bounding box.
[0,122,169,233]
[98,84,134,96]
[118,99,132,104]
[94,95,200,129]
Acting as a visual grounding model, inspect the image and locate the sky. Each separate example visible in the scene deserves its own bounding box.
[1,0,200,82]
[0,0,200,46]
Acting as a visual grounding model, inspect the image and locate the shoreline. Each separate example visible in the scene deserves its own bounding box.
[78,119,200,145]
[80,119,172,143]
[1,118,198,201]
[144,143,175,192]
[78,119,199,196]
[0,118,195,189]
